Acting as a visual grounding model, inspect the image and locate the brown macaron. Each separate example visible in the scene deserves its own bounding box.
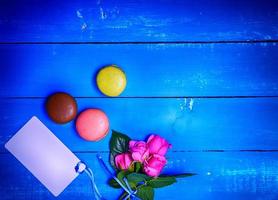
[46,92,77,124]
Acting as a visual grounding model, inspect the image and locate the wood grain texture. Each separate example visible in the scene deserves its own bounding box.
[0,0,278,42]
[1,1,278,199]
[1,97,278,152]
[0,152,277,200]
[1,43,278,97]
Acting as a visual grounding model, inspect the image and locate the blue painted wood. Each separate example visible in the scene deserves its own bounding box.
[0,0,278,42]
[1,43,278,97]
[0,152,277,200]
[1,97,278,151]
[1,1,278,199]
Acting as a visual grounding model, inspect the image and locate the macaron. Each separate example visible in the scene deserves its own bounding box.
[46,92,77,124]
[96,65,127,97]
[76,109,109,141]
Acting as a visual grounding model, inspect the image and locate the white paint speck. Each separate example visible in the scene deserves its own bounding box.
[99,7,107,19]
[76,10,83,19]
[76,9,89,31]
[189,98,194,111]
[81,22,87,31]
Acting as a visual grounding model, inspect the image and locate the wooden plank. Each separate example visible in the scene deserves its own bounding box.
[0,0,278,42]
[1,97,278,152]
[1,43,278,97]
[0,152,277,200]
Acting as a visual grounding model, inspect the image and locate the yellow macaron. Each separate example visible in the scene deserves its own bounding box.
[96,65,127,97]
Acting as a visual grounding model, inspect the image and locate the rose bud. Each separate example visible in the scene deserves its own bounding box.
[129,140,149,163]
[147,135,171,156]
[115,153,133,170]
[143,154,167,177]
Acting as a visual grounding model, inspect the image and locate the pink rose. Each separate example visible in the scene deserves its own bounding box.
[129,140,149,162]
[143,154,166,177]
[115,153,133,170]
[147,135,171,156]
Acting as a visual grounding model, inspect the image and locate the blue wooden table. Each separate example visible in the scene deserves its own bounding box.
[1,0,278,199]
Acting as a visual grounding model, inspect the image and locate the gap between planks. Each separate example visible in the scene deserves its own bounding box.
[0,39,278,45]
[2,96,278,99]
[1,150,278,154]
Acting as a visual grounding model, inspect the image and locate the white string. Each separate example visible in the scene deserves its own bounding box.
[76,161,105,200]
[76,156,141,200]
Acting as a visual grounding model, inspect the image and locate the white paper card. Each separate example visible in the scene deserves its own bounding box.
[5,116,80,196]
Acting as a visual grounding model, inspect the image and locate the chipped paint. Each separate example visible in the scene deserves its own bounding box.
[76,9,88,31]
[172,98,195,134]
[179,98,187,111]
[76,10,83,19]
[99,7,107,20]
[81,23,87,31]
[189,98,194,111]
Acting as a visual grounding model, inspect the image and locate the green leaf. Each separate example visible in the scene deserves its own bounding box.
[147,176,177,188]
[108,178,121,188]
[119,192,129,200]
[117,170,128,179]
[108,171,128,189]
[109,171,138,190]
[173,173,197,178]
[118,170,138,189]
[117,170,129,186]
[134,162,142,173]
[109,130,131,169]
[127,173,151,185]
[127,162,142,173]
[160,173,197,178]
[136,186,154,200]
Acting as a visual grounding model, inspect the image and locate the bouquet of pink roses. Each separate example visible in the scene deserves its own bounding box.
[107,130,195,200]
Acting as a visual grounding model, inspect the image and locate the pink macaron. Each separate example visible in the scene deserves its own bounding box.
[76,109,109,141]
